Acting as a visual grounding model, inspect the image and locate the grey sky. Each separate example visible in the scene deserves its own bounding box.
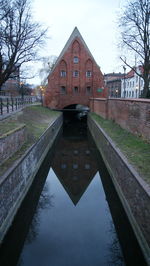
[30,0,126,84]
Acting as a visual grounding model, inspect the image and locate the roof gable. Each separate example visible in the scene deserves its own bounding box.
[49,27,99,76]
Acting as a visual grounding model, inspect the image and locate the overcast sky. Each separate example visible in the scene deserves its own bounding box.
[30,0,127,85]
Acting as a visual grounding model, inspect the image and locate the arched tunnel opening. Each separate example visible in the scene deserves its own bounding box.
[63,104,89,123]
[62,104,90,139]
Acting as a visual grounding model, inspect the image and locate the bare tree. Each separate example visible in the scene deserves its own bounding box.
[0,0,10,20]
[39,55,57,85]
[119,0,150,98]
[0,0,48,88]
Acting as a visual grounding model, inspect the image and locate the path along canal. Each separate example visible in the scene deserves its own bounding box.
[0,115,147,266]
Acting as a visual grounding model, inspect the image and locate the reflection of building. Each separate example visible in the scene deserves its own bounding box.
[104,73,124,98]
[121,66,144,98]
[52,137,98,205]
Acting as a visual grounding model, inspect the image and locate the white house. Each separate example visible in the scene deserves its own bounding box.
[121,66,144,98]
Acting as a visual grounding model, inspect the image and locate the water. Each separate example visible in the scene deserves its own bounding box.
[0,118,146,266]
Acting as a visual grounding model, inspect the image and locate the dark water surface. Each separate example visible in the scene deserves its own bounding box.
[0,118,147,266]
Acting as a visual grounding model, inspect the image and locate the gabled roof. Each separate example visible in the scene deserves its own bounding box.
[49,27,99,76]
[125,65,144,79]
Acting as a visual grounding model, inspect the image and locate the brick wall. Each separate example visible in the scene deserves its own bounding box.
[0,125,26,165]
[90,98,108,119]
[91,98,150,141]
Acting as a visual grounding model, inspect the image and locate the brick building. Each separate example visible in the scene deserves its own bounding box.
[44,27,107,109]
[104,73,124,98]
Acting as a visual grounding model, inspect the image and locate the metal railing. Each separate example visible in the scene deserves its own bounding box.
[0,96,36,116]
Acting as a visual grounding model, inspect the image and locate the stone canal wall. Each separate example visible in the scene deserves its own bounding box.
[0,125,26,166]
[0,114,63,243]
[90,98,150,142]
[88,115,150,265]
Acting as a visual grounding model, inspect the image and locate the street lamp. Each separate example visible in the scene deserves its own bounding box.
[116,89,118,98]
[20,81,24,99]
[123,66,126,98]
[40,85,44,106]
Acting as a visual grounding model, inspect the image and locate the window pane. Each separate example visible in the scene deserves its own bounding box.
[86,86,91,94]
[73,87,78,93]
[60,70,66,77]
[60,86,66,94]
[86,71,92,77]
[73,71,79,77]
[73,56,79,63]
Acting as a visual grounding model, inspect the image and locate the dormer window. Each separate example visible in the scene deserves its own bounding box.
[73,56,79,63]
[60,70,66,77]
[86,71,92,77]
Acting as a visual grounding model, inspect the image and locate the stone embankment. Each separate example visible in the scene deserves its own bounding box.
[88,114,150,266]
[0,125,26,166]
[0,113,63,243]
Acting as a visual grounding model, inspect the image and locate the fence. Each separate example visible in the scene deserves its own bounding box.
[0,96,36,116]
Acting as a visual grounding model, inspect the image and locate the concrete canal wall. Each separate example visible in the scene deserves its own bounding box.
[88,115,150,265]
[0,114,63,244]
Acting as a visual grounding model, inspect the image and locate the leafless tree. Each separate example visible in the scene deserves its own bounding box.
[119,0,150,98]
[0,0,48,88]
[0,0,10,20]
[39,55,57,85]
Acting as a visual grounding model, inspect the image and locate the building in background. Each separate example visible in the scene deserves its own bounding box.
[1,65,20,96]
[44,27,107,109]
[104,73,124,98]
[121,66,144,98]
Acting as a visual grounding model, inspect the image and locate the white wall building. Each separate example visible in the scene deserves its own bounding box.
[121,66,144,98]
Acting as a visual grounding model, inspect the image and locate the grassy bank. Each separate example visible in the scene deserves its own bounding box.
[91,112,150,184]
[0,105,61,175]
[0,105,60,140]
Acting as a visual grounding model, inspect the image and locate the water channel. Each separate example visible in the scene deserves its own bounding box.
[0,114,147,266]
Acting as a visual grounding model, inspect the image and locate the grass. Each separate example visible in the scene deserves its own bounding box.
[91,112,150,184]
[0,120,24,137]
[0,105,61,176]
[17,105,60,140]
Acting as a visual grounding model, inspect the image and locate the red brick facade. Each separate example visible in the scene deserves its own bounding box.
[91,98,150,141]
[44,27,107,109]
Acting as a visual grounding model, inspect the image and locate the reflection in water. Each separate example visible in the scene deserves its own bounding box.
[17,120,125,266]
[52,136,98,205]
[0,119,146,266]
[25,184,54,245]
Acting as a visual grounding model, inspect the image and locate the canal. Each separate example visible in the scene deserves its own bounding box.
[0,114,147,266]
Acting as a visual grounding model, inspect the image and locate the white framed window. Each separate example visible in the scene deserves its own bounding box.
[73,70,79,77]
[60,70,66,77]
[73,56,79,63]
[86,71,92,77]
